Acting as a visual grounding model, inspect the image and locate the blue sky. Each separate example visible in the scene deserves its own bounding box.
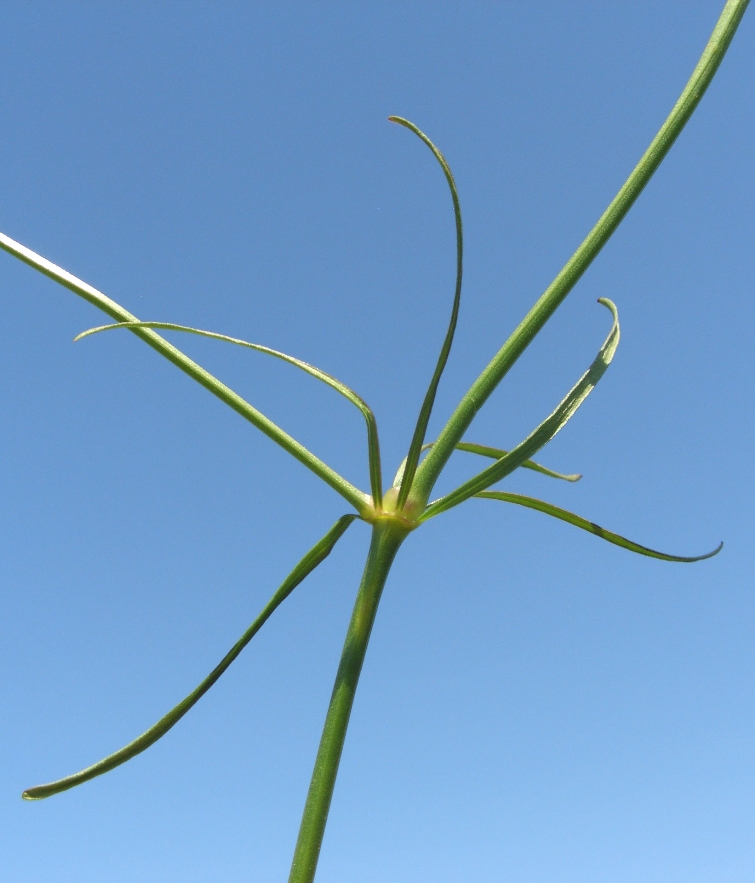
[1,3,753,881]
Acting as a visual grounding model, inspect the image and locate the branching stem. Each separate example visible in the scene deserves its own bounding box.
[410,0,749,508]
[1,4,747,881]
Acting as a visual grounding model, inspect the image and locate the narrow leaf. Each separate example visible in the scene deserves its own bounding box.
[422,298,619,520]
[22,515,358,800]
[0,231,369,515]
[475,491,722,562]
[388,117,463,509]
[76,321,384,507]
[391,441,579,489]
[456,442,581,482]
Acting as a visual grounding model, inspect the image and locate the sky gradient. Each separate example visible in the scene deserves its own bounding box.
[2,3,754,881]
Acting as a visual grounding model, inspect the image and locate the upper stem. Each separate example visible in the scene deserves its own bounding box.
[288,521,408,883]
[410,0,749,508]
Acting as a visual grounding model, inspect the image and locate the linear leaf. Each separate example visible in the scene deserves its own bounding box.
[22,515,358,801]
[456,443,580,482]
[76,321,384,506]
[0,231,369,515]
[421,298,618,520]
[475,491,722,562]
[388,117,463,509]
[391,441,579,489]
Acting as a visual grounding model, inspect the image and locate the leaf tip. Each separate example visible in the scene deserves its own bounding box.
[73,325,107,343]
[684,539,723,562]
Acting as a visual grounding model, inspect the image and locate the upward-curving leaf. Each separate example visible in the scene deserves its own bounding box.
[22,515,359,801]
[0,231,369,515]
[388,117,463,509]
[475,491,722,562]
[76,321,384,507]
[421,298,619,520]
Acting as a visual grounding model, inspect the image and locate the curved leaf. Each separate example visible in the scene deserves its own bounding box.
[22,515,358,801]
[388,117,463,509]
[76,321,384,506]
[421,298,618,520]
[391,441,579,489]
[476,491,722,562]
[456,442,581,482]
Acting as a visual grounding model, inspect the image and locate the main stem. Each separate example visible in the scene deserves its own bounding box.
[288,521,408,883]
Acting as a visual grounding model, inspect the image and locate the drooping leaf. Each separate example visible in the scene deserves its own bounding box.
[391,441,579,489]
[0,231,368,514]
[476,491,722,562]
[456,442,581,482]
[22,515,358,800]
[76,321,384,506]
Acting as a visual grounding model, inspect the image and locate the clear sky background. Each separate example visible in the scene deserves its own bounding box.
[1,3,753,881]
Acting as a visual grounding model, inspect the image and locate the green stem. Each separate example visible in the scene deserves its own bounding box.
[288,521,408,883]
[410,0,749,508]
